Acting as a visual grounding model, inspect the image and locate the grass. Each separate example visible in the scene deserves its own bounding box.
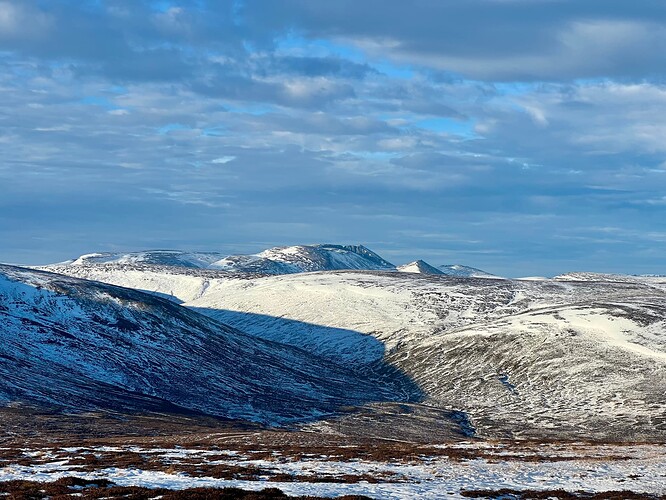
[461,489,666,499]
[0,408,661,499]
[0,477,374,499]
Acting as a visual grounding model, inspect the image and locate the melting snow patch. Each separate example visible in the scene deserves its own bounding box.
[2,445,666,499]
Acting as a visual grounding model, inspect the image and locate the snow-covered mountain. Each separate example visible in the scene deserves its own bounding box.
[397,260,444,275]
[65,250,226,268]
[438,264,498,278]
[212,244,395,274]
[43,262,666,440]
[60,246,505,282]
[63,245,395,275]
[0,264,416,424]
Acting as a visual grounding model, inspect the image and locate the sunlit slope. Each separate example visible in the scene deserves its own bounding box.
[41,264,666,439]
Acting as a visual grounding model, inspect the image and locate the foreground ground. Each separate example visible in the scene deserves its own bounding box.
[1,410,665,499]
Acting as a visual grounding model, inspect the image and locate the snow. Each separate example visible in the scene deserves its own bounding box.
[439,264,499,278]
[70,251,226,269]
[1,444,666,499]
[396,260,443,275]
[0,264,397,424]
[36,262,666,439]
[558,306,666,360]
[62,245,396,275]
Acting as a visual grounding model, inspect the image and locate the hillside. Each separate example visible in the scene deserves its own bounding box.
[397,260,444,274]
[63,245,396,275]
[0,265,419,424]
[438,264,499,278]
[41,263,666,440]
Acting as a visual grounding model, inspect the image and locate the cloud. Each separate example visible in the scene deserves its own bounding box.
[1,1,665,275]
[0,1,52,41]
[267,55,377,79]
[241,0,666,81]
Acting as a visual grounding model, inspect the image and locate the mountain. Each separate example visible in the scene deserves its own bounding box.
[212,244,395,274]
[0,264,414,424]
[182,272,666,441]
[438,264,498,278]
[62,244,395,275]
[65,250,225,268]
[60,245,504,280]
[42,262,666,440]
[553,272,666,283]
[397,260,444,275]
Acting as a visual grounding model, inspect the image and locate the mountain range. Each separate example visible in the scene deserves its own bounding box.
[397,260,498,278]
[36,244,666,441]
[61,244,497,277]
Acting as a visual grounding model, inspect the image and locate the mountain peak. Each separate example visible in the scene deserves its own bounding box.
[397,260,444,275]
[69,250,225,268]
[438,264,499,278]
[226,243,395,274]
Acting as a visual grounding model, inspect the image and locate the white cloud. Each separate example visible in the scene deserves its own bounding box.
[1,1,666,274]
[0,1,52,41]
[211,156,236,164]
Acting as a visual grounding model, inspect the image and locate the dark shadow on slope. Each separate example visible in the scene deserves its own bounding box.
[191,308,386,365]
[191,307,427,413]
[1,267,465,433]
[188,308,477,440]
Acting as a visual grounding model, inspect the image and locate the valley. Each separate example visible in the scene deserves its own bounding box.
[1,244,665,498]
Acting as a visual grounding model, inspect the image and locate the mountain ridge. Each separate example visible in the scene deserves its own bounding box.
[0,264,418,424]
[63,244,396,275]
[53,244,502,278]
[438,264,499,278]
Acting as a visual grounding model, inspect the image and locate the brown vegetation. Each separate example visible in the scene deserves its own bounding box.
[461,489,666,499]
[0,477,373,499]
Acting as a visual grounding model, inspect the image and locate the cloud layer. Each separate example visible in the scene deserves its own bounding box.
[1,0,665,275]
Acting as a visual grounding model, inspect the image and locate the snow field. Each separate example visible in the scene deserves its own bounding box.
[1,444,666,499]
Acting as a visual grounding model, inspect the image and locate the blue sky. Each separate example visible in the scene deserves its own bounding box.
[1,0,665,276]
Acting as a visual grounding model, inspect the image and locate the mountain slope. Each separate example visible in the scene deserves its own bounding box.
[65,250,225,268]
[0,265,416,424]
[187,272,666,440]
[41,264,666,440]
[438,264,498,278]
[554,272,666,283]
[211,244,395,274]
[397,260,444,275]
[62,244,396,275]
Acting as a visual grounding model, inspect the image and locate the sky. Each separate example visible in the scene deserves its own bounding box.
[1,0,666,277]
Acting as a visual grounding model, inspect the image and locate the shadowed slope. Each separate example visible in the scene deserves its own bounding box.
[0,265,424,425]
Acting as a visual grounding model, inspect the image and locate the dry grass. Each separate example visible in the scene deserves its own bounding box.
[0,477,374,499]
[0,408,659,498]
[461,489,666,499]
